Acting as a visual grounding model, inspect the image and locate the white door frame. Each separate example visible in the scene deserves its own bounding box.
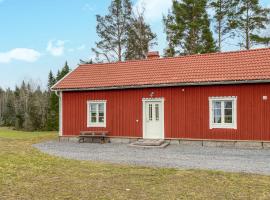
[142,98,165,139]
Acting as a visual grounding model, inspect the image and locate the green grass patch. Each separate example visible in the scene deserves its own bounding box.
[0,127,270,199]
[0,127,56,140]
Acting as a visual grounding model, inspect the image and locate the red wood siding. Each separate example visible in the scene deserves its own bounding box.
[62,83,270,141]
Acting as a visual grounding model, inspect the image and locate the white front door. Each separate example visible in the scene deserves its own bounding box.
[143,99,164,139]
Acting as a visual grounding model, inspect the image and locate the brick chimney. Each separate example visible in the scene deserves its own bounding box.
[147,51,160,59]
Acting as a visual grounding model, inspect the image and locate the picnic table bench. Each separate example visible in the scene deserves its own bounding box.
[78,131,109,143]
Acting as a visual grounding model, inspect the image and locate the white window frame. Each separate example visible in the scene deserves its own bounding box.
[87,100,107,128]
[209,96,237,129]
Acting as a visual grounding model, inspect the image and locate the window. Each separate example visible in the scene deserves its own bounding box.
[87,100,106,127]
[148,104,153,121]
[209,97,237,129]
[155,104,159,121]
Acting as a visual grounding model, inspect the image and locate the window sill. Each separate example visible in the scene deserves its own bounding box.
[210,125,237,130]
[87,124,106,128]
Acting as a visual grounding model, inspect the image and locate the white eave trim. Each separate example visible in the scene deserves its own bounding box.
[51,79,270,92]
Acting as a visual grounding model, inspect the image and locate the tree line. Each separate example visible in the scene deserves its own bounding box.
[0,63,70,131]
[0,0,269,131]
[92,0,270,61]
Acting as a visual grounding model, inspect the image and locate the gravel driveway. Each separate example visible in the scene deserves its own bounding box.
[34,141,270,175]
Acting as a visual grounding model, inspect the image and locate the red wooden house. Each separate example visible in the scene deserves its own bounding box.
[52,48,270,142]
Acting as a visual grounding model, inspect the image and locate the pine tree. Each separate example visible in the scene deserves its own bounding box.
[125,9,157,60]
[164,44,176,57]
[47,63,71,131]
[27,87,44,131]
[228,0,270,49]
[14,84,26,129]
[92,0,132,62]
[57,61,70,81]
[201,12,218,53]
[47,71,57,130]
[251,35,270,47]
[79,58,93,64]
[163,12,177,57]
[210,0,236,51]
[48,70,56,90]
[164,0,217,55]
[0,88,4,125]
[47,91,58,131]
[56,70,61,81]
[2,89,15,127]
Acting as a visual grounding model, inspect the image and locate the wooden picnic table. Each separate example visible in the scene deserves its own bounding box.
[78,131,109,143]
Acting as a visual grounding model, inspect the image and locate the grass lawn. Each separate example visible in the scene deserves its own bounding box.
[1,128,270,199]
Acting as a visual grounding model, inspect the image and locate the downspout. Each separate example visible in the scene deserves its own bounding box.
[54,91,60,97]
[55,91,63,137]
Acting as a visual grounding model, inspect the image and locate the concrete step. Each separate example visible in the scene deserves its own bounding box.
[129,139,169,148]
[133,139,165,146]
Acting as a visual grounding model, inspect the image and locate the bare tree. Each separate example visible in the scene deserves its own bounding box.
[92,0,132,62]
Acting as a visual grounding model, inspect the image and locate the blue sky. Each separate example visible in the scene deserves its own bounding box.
[0,0,269,89]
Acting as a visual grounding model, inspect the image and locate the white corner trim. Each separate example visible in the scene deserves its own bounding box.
[87,100,107,128]
[59,91,63,136]
[209,96,237,129]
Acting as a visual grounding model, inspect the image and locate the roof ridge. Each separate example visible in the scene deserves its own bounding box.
[79,47,270,67]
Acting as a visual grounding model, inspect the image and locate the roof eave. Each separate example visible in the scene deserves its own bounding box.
[51,79,270,92]
[50,68,77,92]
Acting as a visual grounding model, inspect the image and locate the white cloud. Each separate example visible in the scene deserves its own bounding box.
[68,48,75,52]
[77,45,86,50]
[134,0,172,22]
[0,48,41,63]
[46,40,66,56]
[68,45,86,53]
[83,3,94,11]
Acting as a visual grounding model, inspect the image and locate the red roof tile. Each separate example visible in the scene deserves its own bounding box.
[52,48,270,90]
